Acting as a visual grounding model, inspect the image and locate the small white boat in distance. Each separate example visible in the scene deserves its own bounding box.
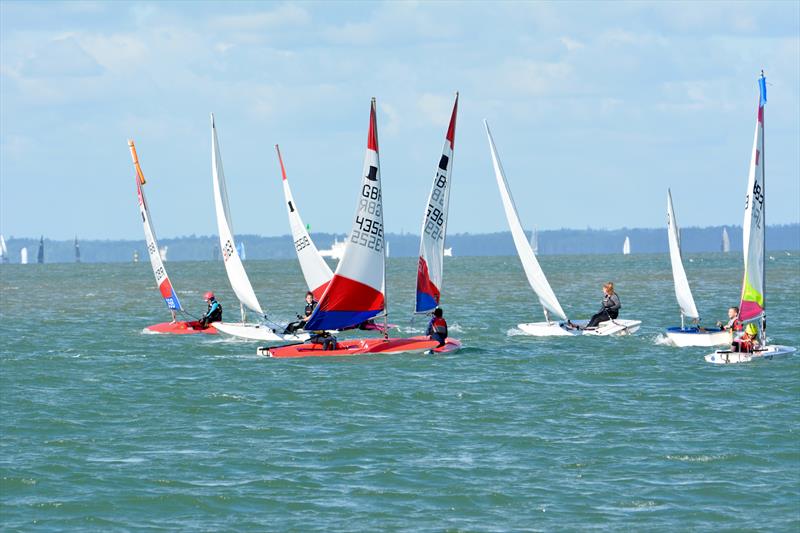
[444,247,453,257]
[705,72,795,364]
[20,247,28,264]
[0,234,8,263]
[721,227,730,253]
[485,120,640,337]
[665,190,729,347]
[318,238,346,261]
[622,236,631,255]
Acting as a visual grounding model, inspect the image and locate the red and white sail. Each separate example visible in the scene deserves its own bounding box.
[415,93,458,313]
[210,114,264,316]
[738,73,767,324]
[276,145,334,300]
[128,140,182,312]
[305,99,385,330]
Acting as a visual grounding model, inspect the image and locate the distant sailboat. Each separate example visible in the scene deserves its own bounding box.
[721,227,730,253]
[37,236,44,264]
[236,241,246,261]
[74,236,81,263]
[133,250,140,263]
[530,227,539,255]
[158,245,168,262]
[0,234,8,263]
[622,236,631,255]
[20,247,28,264]
[444,247,453,257]
[318,238,346,261]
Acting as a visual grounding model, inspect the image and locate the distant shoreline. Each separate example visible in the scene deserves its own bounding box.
[3,224,798,264]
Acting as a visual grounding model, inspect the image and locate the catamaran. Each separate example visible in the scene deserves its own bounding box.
[485,120,640,337]
[263,98,460,357]
[665,190,729,347]
[209,115,306,342]
[128,140,216,335]
[705,72,795,364]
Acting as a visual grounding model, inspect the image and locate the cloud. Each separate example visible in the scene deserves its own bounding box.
[417,93,454,127]
[217,4,310,31]
[20,36,104,78]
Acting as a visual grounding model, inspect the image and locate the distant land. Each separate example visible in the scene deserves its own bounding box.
[2,224,798,264]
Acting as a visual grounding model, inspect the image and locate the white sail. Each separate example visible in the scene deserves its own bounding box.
[666,190,699,320]
[210,114,264,316]
[721,227,730,253]
[129,140,182,312]
[20,247,28,264]
[485,120,567,322]
[623,236,631,255]
[276,144,334,299]
[530,227,539,255]
[0,234,7,263]
[415,92,457,313]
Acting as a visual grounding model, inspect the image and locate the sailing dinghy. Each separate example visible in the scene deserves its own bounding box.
[209,115,306,342]
[128,140,216,335]
[705,73,795,364]
[485,120,640,337]
[665,190,729,347]
[263,98,460,358]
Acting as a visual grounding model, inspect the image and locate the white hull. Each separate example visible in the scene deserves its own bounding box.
[665,328,731,347]
[518,319,641,337]
[213,321,308,343]
[705,344,796,364]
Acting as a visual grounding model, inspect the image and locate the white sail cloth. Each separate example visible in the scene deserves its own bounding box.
[666,190,699,320]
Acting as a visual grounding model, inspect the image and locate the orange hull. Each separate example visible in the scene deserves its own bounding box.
[263,336,461,358]
[144,321,217,335]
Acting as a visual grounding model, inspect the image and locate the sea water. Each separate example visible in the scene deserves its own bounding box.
[1,253,798,530]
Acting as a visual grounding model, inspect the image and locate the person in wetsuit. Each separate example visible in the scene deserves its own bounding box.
[199,291,222,328]
[426,307,449,348]
[285,291,317,334]
[584,282,621,329]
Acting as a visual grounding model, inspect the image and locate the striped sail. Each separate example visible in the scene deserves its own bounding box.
[666,190,699,320]
[277,145,334,300]
[415,92,458,313]
[210,114,264,316]
[485,120,568,322]
[305,99,385,330]
[738,73,767,323]
[128,140,182,312]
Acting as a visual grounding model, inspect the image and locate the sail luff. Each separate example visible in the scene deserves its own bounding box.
[738,74,766,324]
[128,139,182,312]
[666,190,699,320]
[484,120,568,322]
[277,144,334,299]
[210,115,264,316]
[415,92,457,313]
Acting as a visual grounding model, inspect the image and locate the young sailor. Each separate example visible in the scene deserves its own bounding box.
[199,291,222,328]
[732,322,760,353]
[285,291,317,334]
[584,282,621,329]
[716,307,741,332]
[426,307,449,348]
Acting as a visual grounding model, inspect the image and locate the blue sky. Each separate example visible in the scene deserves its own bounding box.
[1,1,798,240]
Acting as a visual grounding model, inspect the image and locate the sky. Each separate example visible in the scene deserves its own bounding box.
[1,0,798,240]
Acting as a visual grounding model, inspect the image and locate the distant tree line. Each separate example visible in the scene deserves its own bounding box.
[3,224,798,264]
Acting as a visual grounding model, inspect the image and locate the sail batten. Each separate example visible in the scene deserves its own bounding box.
[738,73,767,324]
[305,99,386,330]
[485,120,567,322]
[277,145,334,300]
[128,140,182,312]
[667,190,699,320]
[415,92,458,313]
[210,115,264,316]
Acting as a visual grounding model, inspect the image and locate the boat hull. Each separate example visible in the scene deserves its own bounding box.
[517,319,641,337]
[143,321,217,335]
[705,344,796,364]
[260,336,462,358]
[665,327,730,347]
[213,321,308,342]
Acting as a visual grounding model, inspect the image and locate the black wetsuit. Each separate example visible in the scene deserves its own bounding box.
[200,299,222,327]
[285,299,317,334]
[586,293,620,328]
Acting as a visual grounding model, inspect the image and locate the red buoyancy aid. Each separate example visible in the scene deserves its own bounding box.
[432,317,448,336]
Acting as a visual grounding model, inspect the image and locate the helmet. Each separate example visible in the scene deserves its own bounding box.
[204,291,215,301]
[745,322,758,336]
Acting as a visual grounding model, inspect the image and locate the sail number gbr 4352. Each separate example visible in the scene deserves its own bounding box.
[351,182,383,252]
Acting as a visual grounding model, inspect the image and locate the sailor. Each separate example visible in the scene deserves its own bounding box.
[582,282,621,329]
[199,291,223,328]
[426,307,449,348]
[285,291,317,334]
[716,307,741,332]
[732,322,760,353]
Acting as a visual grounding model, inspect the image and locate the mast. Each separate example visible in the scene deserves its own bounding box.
[759,70,767,344]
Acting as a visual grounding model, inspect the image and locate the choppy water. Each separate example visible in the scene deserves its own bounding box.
[1,253,799,530]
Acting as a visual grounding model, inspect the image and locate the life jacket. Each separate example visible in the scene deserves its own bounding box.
[206,299,223,322]
[304,299,318,317]
[431,317,448,336]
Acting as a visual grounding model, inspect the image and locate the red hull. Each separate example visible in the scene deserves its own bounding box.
[144,321,217,335]
[262,336,461,358]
